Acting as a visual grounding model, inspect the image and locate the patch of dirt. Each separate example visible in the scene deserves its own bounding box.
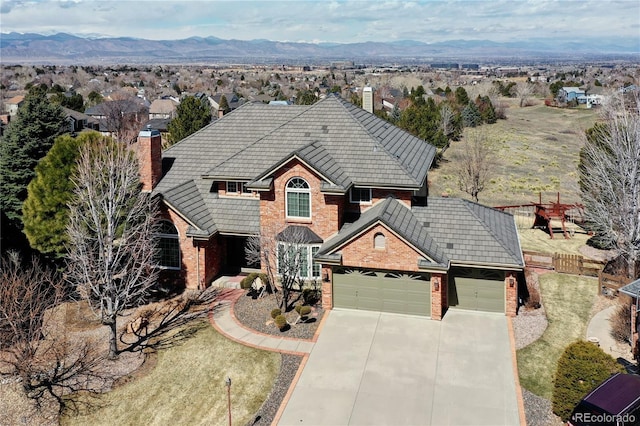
[579,245,616,263]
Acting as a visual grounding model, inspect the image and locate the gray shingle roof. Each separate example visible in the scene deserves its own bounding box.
[620,279,640,298]
[318,197,450,269]
[155,94,436,238]
[412,197,524,268]
[317,197,524,270]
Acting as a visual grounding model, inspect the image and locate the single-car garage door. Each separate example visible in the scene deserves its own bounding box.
[448,267,505,313]
[333,268,431,316]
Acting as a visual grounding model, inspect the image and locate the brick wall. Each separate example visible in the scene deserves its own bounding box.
[632,302,638,360]
[506,272,518,317]
[260,159,340,239]
[161,206,223,290]
[339,224,424,272]
[136,130,162,192]
[431,273,447,320]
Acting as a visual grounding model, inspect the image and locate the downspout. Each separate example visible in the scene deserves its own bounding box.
[197,243,201,290]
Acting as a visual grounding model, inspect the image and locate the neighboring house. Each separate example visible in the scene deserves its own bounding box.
[209,93,244,117]
[137,95,524,320]
[557,87,586,103]
[149,98,179,119]
[86,98,149,142]
[62,107,99,134]
[4,95,25,116]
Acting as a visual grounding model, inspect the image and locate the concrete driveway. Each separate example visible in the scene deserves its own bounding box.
[278,309,520,425]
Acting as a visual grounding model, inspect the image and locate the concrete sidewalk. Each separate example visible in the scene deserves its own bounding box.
[209,289,315,355]
[586,305,634,363]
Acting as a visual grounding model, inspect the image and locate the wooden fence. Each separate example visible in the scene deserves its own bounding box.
[523,250,632,295]
[523,250,604,275]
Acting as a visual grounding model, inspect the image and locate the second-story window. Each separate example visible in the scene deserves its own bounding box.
[286,177,310,219]
[226,181,238,193]
[350,187,372,204]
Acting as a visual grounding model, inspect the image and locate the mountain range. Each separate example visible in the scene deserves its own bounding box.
[1,32,638,64]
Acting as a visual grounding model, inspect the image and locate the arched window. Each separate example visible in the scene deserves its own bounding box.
[374,232,386,249]
[286,177,311,219]
[158,221,180,269]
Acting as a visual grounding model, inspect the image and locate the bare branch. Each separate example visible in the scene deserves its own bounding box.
[455,130,496,203]
[66,138,159,359]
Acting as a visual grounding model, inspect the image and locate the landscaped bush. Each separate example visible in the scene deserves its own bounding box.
[240,273,258,289]
[302,286,321,305]
[610,302,631,343]
[552,340,624,421]
[270,308,282,319]
[274,314,288,331]
[240,272,269,290]
[295,305,311,317]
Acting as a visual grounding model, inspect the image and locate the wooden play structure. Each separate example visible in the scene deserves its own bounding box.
[495,193,585,239]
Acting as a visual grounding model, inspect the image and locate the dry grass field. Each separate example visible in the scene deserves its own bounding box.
[429,98,599,207]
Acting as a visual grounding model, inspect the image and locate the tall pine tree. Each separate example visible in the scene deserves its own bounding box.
[23,132,102,258]
[167,95,212,144]
[0,87,67,231]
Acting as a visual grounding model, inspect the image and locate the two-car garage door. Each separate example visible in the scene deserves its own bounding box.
[448,267,505,313]
[333,268,431,317]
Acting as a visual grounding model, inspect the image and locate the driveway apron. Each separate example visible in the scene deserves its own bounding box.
[278,309,519,425]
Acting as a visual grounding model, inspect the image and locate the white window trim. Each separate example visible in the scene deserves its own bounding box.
[277,243,322,280]
[157,220,181,270]
[285,177,312,219]
[349,187,372,205]
[374,232,386,250]
[224,181,253,197]
[226,181,239,193]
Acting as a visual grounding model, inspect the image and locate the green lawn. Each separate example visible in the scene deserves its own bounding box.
[62,322,281,426]
[517,273,596,399]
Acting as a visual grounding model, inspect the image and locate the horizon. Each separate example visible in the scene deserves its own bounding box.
[1,0,639,47]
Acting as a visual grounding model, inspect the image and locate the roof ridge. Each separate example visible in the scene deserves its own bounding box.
[459,198,522,264]
[333,96,422,186]
[203,103,313,176]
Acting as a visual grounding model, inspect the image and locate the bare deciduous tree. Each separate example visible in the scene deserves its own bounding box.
[245,225,316,311]
[579,92,640,278]
[456,130,496,203]
[516,82,535,107]
[439,103,455,152]
[66,139,159,359]
[0,253,108,413]
[99,98,147,144]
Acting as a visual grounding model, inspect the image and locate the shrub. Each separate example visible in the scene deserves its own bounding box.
[295,305,312,317]
[240,272,258,289]
[552,340,624,421]
[270,308,282,319]
[274,314,288,330]
[241,272,270,290]
[610,303,631,343]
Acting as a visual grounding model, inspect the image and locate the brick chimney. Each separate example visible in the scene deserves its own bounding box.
[137,126,162,191]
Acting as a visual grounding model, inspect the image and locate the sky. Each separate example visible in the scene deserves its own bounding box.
[1,0,638,45]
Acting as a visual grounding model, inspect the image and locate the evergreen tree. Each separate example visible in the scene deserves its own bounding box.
[295,89,317,105]
[0,86,67,231]
[455,87,469,107]
[218,94,230,114]
[476,95,497,124]
[462,101,482,127]
[167,95,212,144]
[23,132,102,259]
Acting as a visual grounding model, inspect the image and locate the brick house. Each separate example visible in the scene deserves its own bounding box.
[137,95,524,319]
[620,280,640,360]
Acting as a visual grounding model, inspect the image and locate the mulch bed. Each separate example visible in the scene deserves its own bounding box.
[233,290,324,340]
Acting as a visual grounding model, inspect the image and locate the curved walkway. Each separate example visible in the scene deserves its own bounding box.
[209,289,315,355]
[586,305,634,364]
